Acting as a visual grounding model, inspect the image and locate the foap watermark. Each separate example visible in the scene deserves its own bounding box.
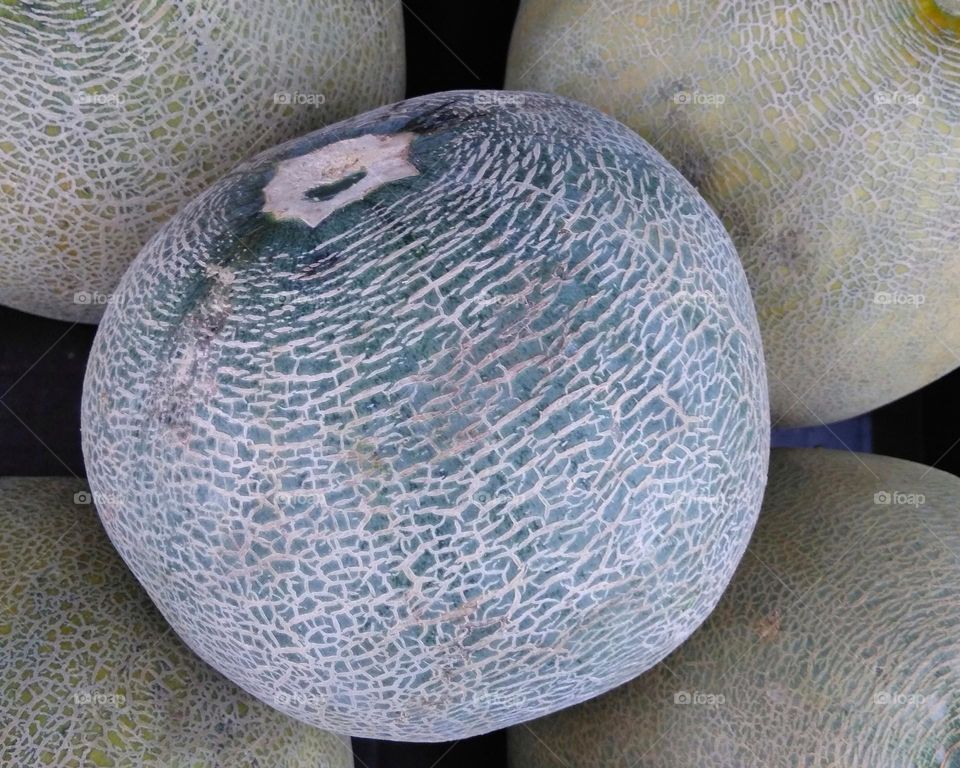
[874,291,925,307]
[75,91,125,107]
[73,490,93,505]
[673,91,726,108]
[873,490,925,507]
[275,490,326,506]
[473,91,527,108]
[874,690,926,706]
[74,290,115,307]
[472,488,513,504]
[274,91,326,107]
[874,91,926,107]
[475,288,529,309]
[274,691,327,711]
[74,689,127,708]
[74,490,126,507]
[673,690,725,706]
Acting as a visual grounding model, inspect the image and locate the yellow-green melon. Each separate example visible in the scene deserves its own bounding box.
[0,0,404,323]
[509,448,960,767]
[0,477,352,768]
[507,0,960,425]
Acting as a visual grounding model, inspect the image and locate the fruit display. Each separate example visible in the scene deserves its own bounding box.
[0,5,956,766]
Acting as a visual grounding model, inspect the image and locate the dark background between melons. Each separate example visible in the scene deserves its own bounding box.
[0,2,956,766]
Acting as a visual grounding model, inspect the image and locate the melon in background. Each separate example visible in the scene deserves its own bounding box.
[510,448,960,767]
[507,0,960,426]
[0,477,352,768]
[0,0,405,323]
[82,90,769,741]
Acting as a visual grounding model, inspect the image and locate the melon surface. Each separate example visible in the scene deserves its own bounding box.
[0,477,352,768]
[0,0,404,323]
[507,0,960,426]
[81,90,769,741]
[509,448,960,767]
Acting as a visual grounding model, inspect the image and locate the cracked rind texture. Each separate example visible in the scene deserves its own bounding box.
[507,0,960,426]
[0,0,405,324]
[0,477,353,768]
[81,90,769,741]
[509,448,960,768]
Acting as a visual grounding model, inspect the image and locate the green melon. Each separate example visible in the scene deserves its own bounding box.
[507,0,960,426]
[510,448,960,767]
[0,477,352,767]
[81,90,769,741]
[0,0,404,324]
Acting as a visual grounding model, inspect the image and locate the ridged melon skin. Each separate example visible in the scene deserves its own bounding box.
[0,0,404,323]
[0,477,352,768]
[509,449,960,767]
[81,90,769,741]
[507,0,960,426]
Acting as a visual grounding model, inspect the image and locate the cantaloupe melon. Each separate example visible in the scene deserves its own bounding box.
[81,90,769,741]
[507,0,960,426]
[509,448,960,767]
[0,477,352,767]
[0,0,404,323]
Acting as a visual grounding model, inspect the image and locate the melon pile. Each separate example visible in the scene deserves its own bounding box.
[508,0,960,426]
[0,478,352,767]
[510,449,960,766]
[0,0,404,323]
[0,0,958,765]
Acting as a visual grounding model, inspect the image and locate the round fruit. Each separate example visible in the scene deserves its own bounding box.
[510,448,960,767]
[81,90,770,741]
[0,477,352,767]
[0,0,404,323]
[507,0,960,426]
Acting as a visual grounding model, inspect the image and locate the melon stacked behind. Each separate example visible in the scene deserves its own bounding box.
[0,477,353,767]
[509,449,960,767]
[507,0,960,426]
[0,0,405,323]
